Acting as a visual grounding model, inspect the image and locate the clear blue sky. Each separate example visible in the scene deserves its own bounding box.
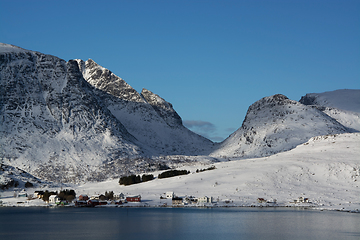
[1,0,359,142]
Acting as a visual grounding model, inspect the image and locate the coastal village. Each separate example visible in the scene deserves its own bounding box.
[1,188,313,208]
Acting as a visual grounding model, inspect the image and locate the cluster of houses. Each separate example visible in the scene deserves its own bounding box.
[290,196,310,204]
[24,190,143,207]
[257,196,311,205]
[11,189,311,207]
[162,192,214,206]
[74,193,142,207]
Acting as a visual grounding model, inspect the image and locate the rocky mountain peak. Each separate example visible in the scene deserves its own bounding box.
[76,59,144,103]
[141,88,182,127]
[211,94,348,158]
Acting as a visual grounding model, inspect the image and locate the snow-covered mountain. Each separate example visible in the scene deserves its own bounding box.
[300,89,360,132]
[0,43,212,183]
[75,59,213,155]
[1,43,358,184]
[0,163,46,190]
[210,94,350,158]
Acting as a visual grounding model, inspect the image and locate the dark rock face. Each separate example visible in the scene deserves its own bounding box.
[299,94,317,106]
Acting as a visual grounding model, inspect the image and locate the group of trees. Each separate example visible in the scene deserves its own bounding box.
[103,191,114,200]
[196,166,216,173]
[119,169,191,185]
[42,189,76,202]
[58,189,76,202]
[42,190,57,202]
[158,170,189,179]
[119,174,154,186]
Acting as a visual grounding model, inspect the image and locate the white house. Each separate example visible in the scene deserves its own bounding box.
[114,193,125,200]
[166,192,174,199]
[49,195,60,204]
[198,196,213,203]
[90,195,100,200]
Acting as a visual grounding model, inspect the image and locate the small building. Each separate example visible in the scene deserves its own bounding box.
[166,192,174,199]
[172,197,183,205]
[34,191,44,199]
[266,199,277,204]
[87,199,99,207]
[294,197,309,203]
[126,195,141,202]
[74,200,87,207]
[184,196,197,204]
[18,190,28,198]
[78,195,89,201]
[257,198,267,203]
[198,196,213,204]
[114,193,125,200]
[90,195,100,200]
[49,195,60,204]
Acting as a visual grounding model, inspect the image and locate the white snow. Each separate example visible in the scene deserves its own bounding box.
[0,43,28,53]
[2,132,359,212]
[305,89,360,113]
[300,89,360,131]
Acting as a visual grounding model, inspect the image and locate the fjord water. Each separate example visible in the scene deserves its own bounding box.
[0,207,359,240]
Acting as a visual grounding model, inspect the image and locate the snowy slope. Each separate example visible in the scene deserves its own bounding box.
[0,44,213,183]
[210,94,349,158]
[0,43,146,183]
[61,133,357,211]
[76,59,213,156]
[0,164,46,190]
[1,43,357,187]
[300,89,360,131]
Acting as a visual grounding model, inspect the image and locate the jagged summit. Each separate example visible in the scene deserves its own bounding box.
[76,59,144,103]
[141,88,182,127]
[210,94,348,158]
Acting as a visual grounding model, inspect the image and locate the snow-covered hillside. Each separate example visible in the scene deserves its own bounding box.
[300,89,360,131]
[0,43,213,183]
[3,132,356,211]
[210,94,349,158]
[76,59,213,156]
[72,133,359,211]
[1,43,358,187]
[0,43,147,183]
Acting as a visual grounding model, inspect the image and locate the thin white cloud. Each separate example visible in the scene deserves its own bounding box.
[184,120,225,142]
[183,120,216,133]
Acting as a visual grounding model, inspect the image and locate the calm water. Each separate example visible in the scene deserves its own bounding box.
[0,207,359,240]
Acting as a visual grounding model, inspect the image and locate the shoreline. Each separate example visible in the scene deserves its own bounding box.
[1,201,359,213]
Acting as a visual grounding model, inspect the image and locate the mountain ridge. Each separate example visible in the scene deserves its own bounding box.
[1,43,358,184]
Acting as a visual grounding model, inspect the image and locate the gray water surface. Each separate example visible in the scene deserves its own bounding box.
[0,207,358,240]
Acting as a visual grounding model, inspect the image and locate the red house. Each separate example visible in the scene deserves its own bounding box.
[79,195,89,201]
[126,195,141,202]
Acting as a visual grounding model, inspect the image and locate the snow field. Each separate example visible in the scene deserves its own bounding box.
[67,133,359,211]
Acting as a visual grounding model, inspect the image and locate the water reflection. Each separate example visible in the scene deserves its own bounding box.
[0,207,359,240]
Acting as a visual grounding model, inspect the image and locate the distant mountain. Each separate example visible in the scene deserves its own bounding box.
[210,94,349,158]
[300,89,360,132]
